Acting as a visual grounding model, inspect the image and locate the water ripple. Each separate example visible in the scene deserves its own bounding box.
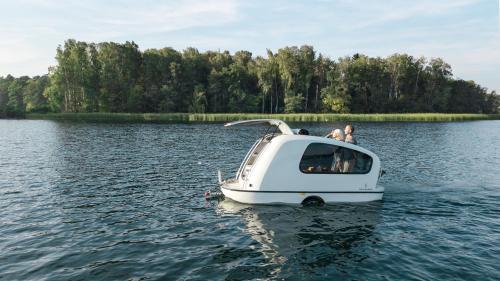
[0,120,499,280]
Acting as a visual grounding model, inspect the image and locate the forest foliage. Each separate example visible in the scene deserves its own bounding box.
[0,39,498,118]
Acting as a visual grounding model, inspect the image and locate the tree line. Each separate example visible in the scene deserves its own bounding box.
[1,39,498,117]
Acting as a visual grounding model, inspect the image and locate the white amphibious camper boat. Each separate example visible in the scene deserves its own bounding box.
[217,119,384,205]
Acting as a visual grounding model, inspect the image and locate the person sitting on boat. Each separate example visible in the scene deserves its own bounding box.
[330,129,345,173]
[325,128,338,138]
[297,128,309,135]
[343,124,357,173]
[344,124,357,145]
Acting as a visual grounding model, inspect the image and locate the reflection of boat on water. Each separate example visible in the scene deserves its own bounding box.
[217,199,383,276]
[218,119,384,205]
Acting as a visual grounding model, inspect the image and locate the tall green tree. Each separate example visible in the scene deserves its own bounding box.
[6,76,29,117]
[24,75,49,113]
[312,55,333,112]
[298,45,315,112]
[255,56,273,113]
[189,84,208,113]
[181,48,210,112]
[142,47,182,112]
[43,40,100,112]
[98,41,142,112]
[277,47,302,113]
[0,75,15,117]
[422,58,452,112]
[207,51,233,112]
[321,59,351,113]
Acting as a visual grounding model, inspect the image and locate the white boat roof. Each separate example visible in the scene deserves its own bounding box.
[224,119,294,135]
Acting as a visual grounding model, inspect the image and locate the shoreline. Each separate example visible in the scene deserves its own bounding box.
[22,113,500,123]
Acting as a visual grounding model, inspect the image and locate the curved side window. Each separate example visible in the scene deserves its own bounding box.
[299,143,373,174]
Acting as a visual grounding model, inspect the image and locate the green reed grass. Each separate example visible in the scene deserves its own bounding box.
[26,112,500,123]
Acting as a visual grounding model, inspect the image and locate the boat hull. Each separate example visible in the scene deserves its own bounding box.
[220,185,384,204]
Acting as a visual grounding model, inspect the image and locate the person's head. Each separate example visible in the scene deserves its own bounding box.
[298,128,309,135]
[332,129,345,141]
[344,124,354,135]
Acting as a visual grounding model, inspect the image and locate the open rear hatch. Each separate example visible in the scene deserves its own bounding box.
[224,119,294,135]
[219,119,293,184]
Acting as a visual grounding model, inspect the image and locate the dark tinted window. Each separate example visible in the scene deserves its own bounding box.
[299,143,373,174]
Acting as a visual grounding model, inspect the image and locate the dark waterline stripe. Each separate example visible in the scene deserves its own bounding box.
[221,186,384,194]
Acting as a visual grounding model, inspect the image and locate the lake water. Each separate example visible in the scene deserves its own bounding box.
[1,120,499,280]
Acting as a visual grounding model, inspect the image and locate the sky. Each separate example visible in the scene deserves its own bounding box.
[0,0,499,92]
